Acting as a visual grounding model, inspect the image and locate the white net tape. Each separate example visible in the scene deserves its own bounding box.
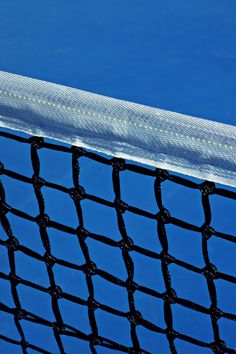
[0,71,235,187]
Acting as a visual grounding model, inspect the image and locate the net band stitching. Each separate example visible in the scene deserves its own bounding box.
[0,89,233,150]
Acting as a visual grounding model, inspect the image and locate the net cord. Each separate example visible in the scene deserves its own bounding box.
[0,71,235,187]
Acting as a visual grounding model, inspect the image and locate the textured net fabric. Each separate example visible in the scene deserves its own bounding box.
[0,71,236,188]
[0,130,236,354]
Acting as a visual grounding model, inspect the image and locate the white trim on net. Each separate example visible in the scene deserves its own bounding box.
[0,71,236,187]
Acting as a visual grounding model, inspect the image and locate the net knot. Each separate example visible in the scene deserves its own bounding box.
[126,279,138,294]
[36,214,50,228]
[89,334,102,346]
[155,168,169,183]
[87,297,99,311]
[15,309,26,320]
[161,251,175,265]
[202,264,218,280]
[52,322,65,332]
[44,253,56,267]
[156,208,170,223]
[20,340,29,349]
[128,348,142,354]
[71,146,86,157]
[210,340,226,353]
[77,227,89,240]
[118,237,134,251]
[0,162,4,175]
[29,136,44,149]
[199,181,215,196]
[111,157,126,171]
[32,175,45,190]
[48,285,62,299]
[0,202,11,215]
[82,261,97,276]
[127,311,142,325]
[9,273,21,286]
[114,198,128,213]
[210,306,223,321]
[201,224,215,240]
[6,237,19,251]
[163,289,177,304]
[69,186,85,201]
[166,328,178,339]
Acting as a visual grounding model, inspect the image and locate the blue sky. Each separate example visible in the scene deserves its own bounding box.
[0,1,236,353]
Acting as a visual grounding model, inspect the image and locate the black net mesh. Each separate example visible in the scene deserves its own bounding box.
[0,130,236,354]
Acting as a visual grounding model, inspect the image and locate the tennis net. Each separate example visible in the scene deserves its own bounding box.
[0,71,236,354]
[0,129,236,354]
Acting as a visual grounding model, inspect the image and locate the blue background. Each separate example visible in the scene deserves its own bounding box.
[0,1,236,353]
